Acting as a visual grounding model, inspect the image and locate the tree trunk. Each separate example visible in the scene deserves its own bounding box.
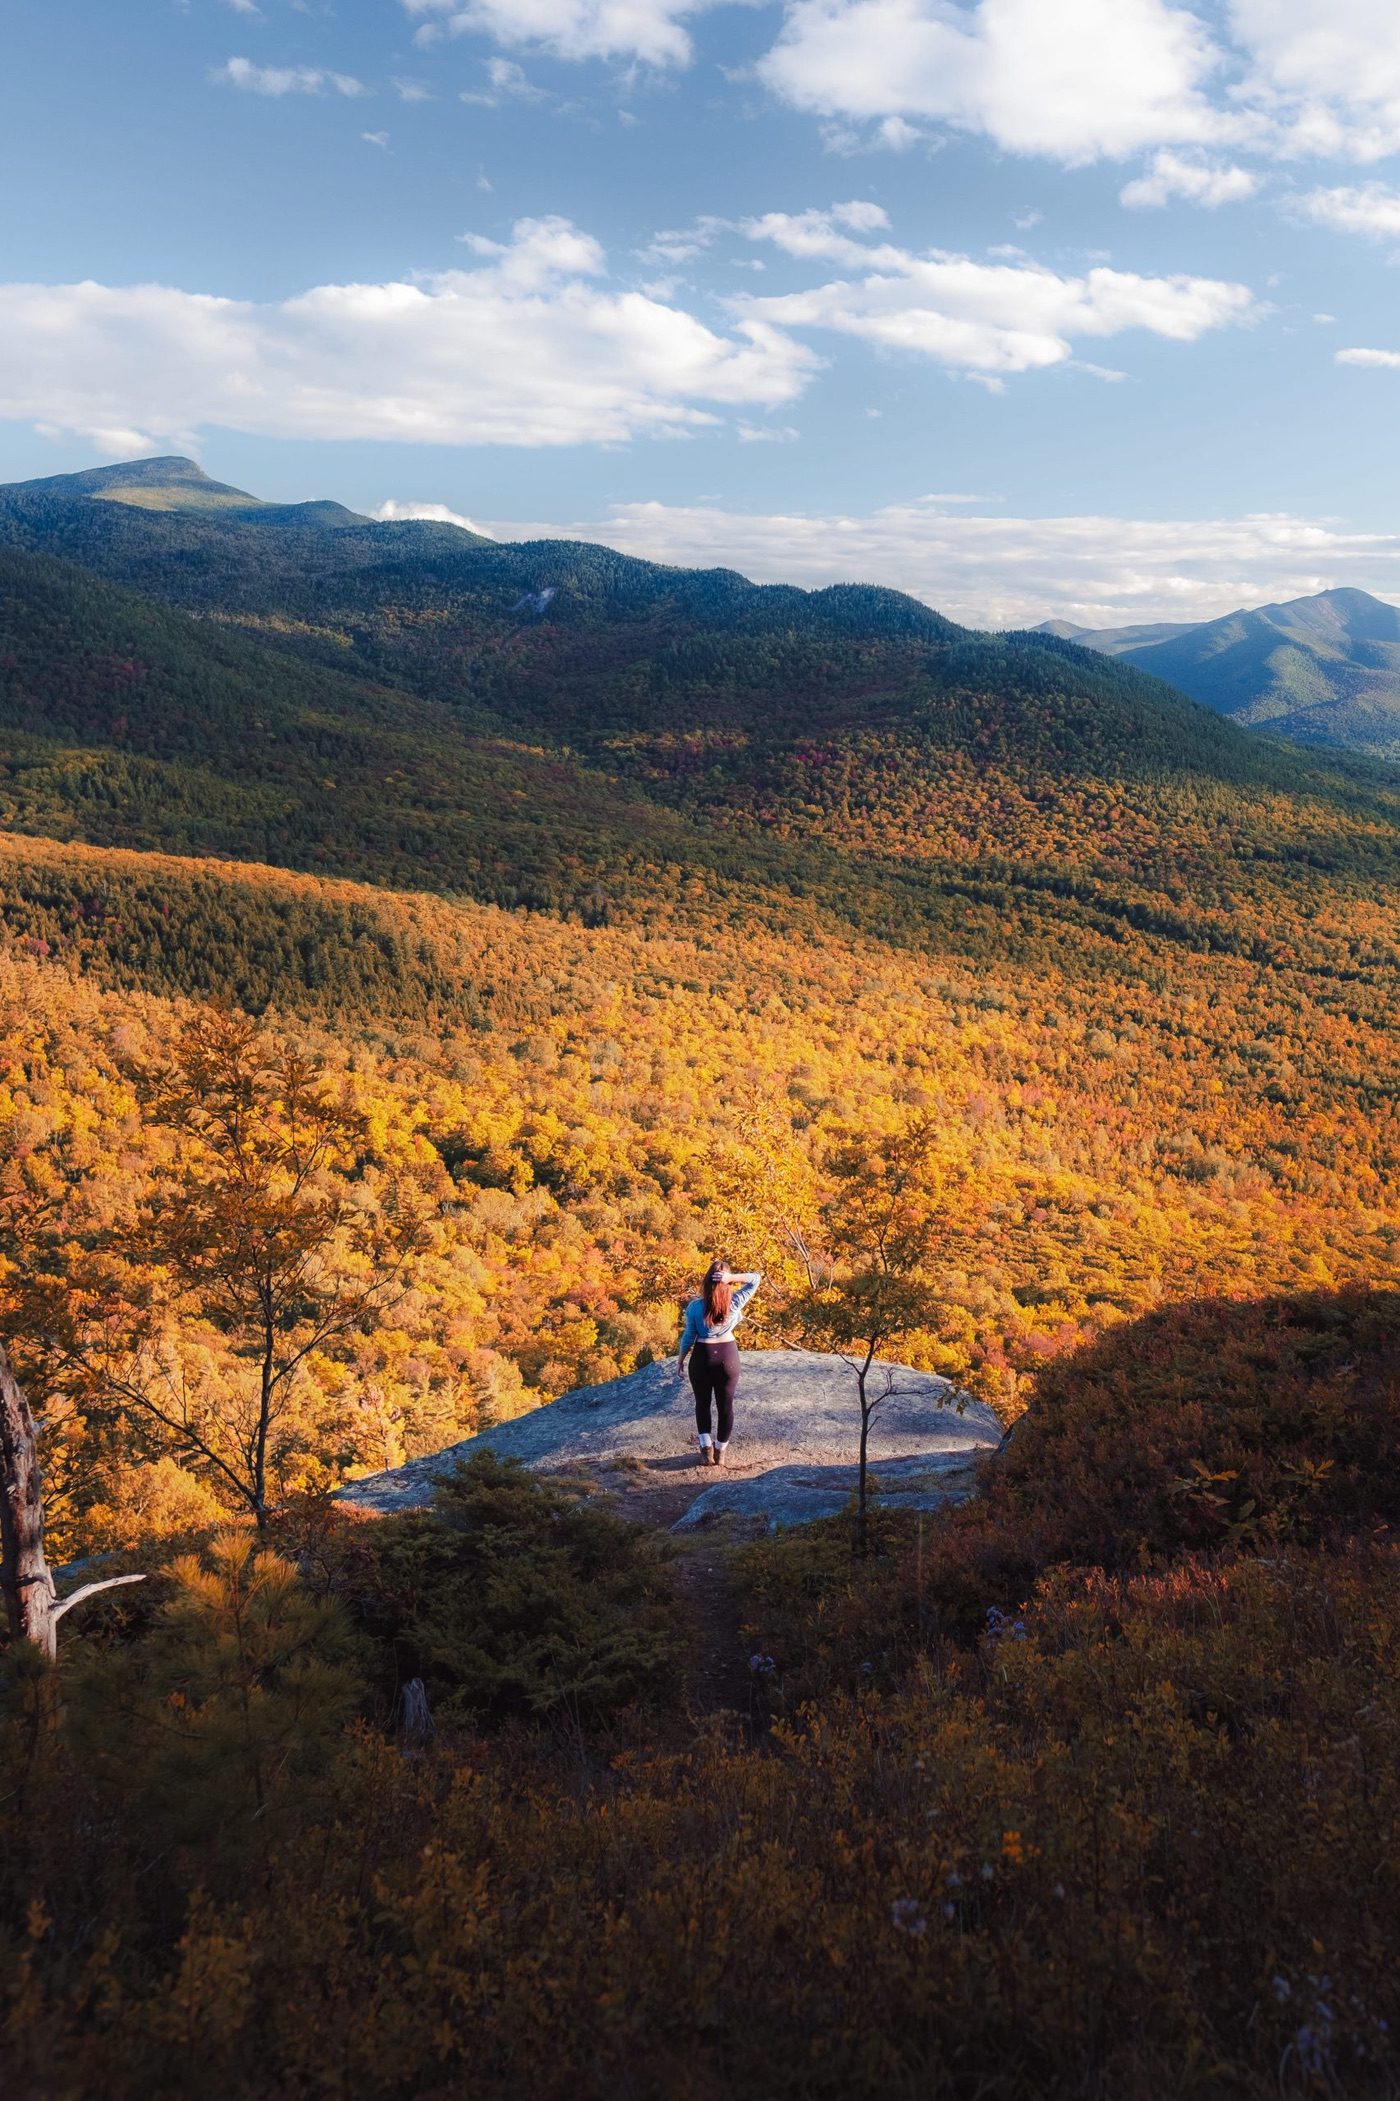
[0,1344,56,1661]
[252,1300,275,1531]
[856,1378,870,1560]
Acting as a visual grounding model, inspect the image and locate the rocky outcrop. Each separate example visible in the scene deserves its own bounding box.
[338,1349,1002,1529]
[672,1449,987,1532]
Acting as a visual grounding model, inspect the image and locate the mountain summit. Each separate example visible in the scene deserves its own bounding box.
[8,453,371,528]
[1058,586,1400,759]
[17,455,268,514]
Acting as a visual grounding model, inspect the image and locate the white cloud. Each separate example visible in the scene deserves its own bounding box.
[1335,347,1400,369]
[401,0,709,66]
[757,0,1227,164]
[462,56,550,103]
[638,215,731,265]
[753,0,1400,168]
[734,211,1257,378]
[0,202,1258,463]
[0,220,816,452]
[34,419,166,461]
[873,115,924,150]
[736,421,799,441]
[222,0,262,15]
[212,56,366,96]
[1227,0,1400,162]
[1120,150,1257,208]
[362,130,391,146]
[392,76,434,101]
[373,499,485,530]
[741,200,892,265]
[378,0,1400,172]
[1298,182,1400,239]
[478,495,1400,629]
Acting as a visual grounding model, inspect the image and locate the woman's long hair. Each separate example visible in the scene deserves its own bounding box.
[702,1259,733,1326]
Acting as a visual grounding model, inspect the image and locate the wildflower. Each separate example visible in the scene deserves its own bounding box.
[945,1870,963,1889]
[1272,1976,1291,2003]
[890,1898,927,1937]
[980,1864,995,1882]
[1293,2025,1331,2079]
[747,1654,777,1676]
[941,1902,956,1921]
[984,1606,1027,1643]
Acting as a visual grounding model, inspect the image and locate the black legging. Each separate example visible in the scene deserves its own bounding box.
[689,1339,741,1444]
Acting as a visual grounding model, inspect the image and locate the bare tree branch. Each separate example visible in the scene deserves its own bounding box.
[51,1572,148,1624]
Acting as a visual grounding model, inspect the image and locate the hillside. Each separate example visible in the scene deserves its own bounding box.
[0,455,958,672]
[0,540,756,921]
[1060,587,1400,759]
[3,464,1400,2100]
[0,456,1398,1561]
[1,805,1397,1560]
[4,467,1400,980]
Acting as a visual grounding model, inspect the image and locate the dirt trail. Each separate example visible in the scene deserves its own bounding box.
[610,1455,766,1728]
[671,1536,756,1725]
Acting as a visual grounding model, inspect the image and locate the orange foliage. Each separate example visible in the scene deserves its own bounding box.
[0,819,1396,1551]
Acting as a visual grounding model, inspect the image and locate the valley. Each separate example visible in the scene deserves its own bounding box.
[0,458,1396,1551]
[2,456,1399,2100]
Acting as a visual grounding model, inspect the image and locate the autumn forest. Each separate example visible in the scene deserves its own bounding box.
[2,458,1399,2097]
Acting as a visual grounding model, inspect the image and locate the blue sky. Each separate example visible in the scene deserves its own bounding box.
[7,0,1400,624]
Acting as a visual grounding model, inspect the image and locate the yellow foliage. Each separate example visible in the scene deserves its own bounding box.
[0,816,1394,1552]
[81,1457,229,1552]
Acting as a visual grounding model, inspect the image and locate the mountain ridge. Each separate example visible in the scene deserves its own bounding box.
[1056,585,1400,759]
[0,455,958,641]
[1,465,1398,1067]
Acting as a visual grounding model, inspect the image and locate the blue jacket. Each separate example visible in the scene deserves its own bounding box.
[680,1273,762,1352]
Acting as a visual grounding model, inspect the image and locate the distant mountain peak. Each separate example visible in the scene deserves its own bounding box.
[90,455,216,484]
[8,453,378,526]
[1052,584,1400,760]
[13,454,266,515]
[1289,585,1389,607]
[1252,586,1400,646]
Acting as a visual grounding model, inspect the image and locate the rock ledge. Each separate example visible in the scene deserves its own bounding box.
[338,1349,1002,1528]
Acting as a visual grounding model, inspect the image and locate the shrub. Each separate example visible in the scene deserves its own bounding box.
[342,1451,685,1731]
[6,1293,1400,2098]
[740,1286,1400,1685]
[65,1529,363,1867]
[6,1544,1399,2099]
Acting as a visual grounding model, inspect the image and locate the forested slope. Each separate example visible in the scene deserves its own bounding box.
[1115,586,1400,760]
[0,815,1395,1557]
[4,483,1400,986]
[0,456,1398,1557]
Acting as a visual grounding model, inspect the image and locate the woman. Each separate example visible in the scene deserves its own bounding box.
[678,1260,763,1466]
